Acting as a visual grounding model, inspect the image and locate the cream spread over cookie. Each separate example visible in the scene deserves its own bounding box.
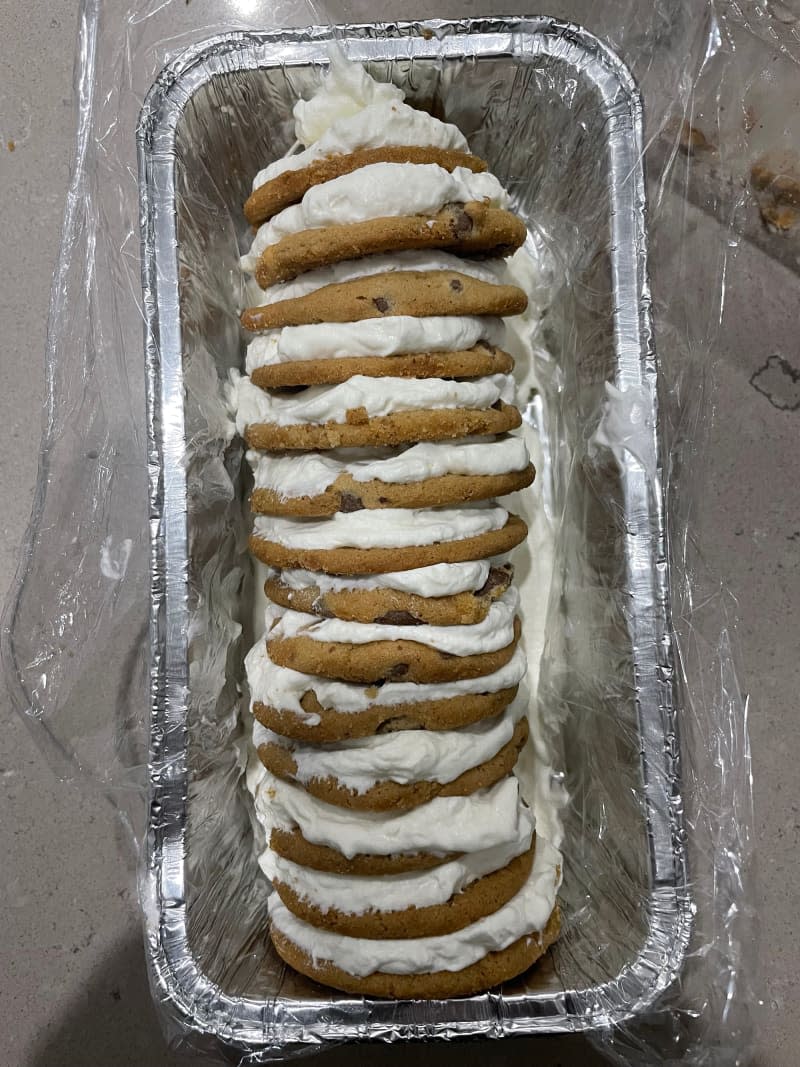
[241,163,509,271]
[248,436,529,498]
[252,503,510,551]
[233,372,515,430]
[245,639,527,720]
[268,559,497,597]
[250,251,506,304]
[265,587,519,656]
[249,764,531,857]
[245,315,506,368]
[261,830,532,916]
[268,837,560,975]
[253,693,525,793]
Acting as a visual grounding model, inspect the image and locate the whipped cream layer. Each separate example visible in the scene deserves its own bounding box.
[248,436,530,498]
[242,163,508,270]
[251,251,506,305]
[250,765,530,857]
[269,837,560,976]
[253,694,524,793]
[245,640,527,720]
[255,98,467,187]
[234,373,515,431]
[252,503,510,551]
[269,558,498,597]
[265,587,519,656]
[261,829,532,917]
[245,316,506,369]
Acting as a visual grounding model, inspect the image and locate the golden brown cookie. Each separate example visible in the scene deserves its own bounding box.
[251,465,535,517]
[250,343,513,389]
[256,717,528,810]
[241,271,527,331]
[263,562,513,626]
[269,825,463,876]
[273,841,535,939]
[253,202,527,287]
[267,616,522,685]
[254,684,519,744]
[269,906,562,999]
[243,400,521,452]
[249,512,527,574]
[244,146,487,226]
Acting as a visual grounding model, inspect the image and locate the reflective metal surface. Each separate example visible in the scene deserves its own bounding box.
[138,18,691,1056]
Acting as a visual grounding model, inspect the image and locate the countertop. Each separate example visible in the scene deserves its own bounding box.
[1,2,797,1064]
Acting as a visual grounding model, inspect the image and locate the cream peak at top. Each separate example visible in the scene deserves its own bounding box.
[252,55,469,189]
[293,53,405,145]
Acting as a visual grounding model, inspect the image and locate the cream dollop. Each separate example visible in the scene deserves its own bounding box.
[241,163,508,271]
[268,837,561,976]
[233,372,516,430]
[252,694,524,793]
[251,502,510,551]
[292,57,406,148]
[255,95,467,187]
[265,587,519,656]
[245,316,506,369]
[248,435,530,498]
[245,640,527,720]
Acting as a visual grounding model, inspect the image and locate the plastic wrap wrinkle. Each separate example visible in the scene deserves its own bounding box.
[3,6,756,1065]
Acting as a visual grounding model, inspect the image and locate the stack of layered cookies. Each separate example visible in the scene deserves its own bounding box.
[234,61,561,999]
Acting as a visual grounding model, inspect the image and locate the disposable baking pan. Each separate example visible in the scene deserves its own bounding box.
[138,16,692,1056]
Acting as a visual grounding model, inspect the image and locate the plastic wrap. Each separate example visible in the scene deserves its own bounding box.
[2,2,767,1063]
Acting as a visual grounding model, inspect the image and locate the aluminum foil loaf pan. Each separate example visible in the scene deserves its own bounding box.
[138,17,691,1056]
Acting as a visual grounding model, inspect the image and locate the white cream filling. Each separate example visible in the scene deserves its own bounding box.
[241,163,508,271]
[251,503,510,551]
[255,98,467,186]
[250,767,530,857]
[245,640,527,720]
[233,372,515,431]
[260,829,532,917]
[248,436,530,499]
[268,837,560,976]
[244,316,506,369]
[252,694,524,793]
[268,559,496,597]
[250,251,505,305]
[265,587,519,656]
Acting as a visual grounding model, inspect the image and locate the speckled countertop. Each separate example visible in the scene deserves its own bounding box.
[1,3,797,1064]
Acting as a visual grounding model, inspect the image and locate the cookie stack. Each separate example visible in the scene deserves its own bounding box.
[236,68,560,998]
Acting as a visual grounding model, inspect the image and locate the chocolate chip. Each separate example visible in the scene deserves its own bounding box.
[377,715,420,733]
[449,278,463,291]
[375,611,421,625]
[372,296,390,313]
[386,663,409,680]
[476,565,512,597]
[451,207,474,238]
[338,492,364,512]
